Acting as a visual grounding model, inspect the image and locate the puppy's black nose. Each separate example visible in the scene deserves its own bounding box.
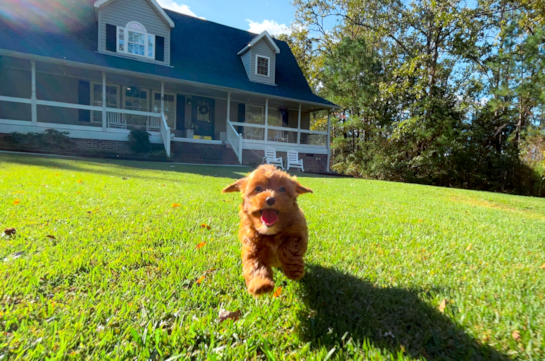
[266,197,276,206]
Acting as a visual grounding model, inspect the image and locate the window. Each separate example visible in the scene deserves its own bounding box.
[256,55,270,76]
[267,109,282,126]
[90,82,120,123]
[117,22,155,59]
[123,86,149,127]
[246,105,264,124]
[244,105,264,140]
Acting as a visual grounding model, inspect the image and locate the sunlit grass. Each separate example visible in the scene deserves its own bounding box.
[1,153,544,360]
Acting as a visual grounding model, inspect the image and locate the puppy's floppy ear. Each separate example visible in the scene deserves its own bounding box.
[222,177,247,193]
[292,177,313,195]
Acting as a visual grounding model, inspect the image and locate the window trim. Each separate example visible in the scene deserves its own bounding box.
[255,55,271,77]
[116,22,155,59]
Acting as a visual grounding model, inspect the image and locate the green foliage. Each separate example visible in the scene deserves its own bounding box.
[289,0,545,196]
[4,129,71,150]
[1,154,544,359]
[128,129,151,154]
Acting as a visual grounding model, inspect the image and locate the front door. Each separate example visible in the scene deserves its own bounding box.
[192,96,215,139]
[152,91,176,129]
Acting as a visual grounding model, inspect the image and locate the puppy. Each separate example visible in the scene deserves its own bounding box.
[222,164,313,295]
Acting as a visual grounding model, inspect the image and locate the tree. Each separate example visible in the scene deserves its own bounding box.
[285,0,545,195]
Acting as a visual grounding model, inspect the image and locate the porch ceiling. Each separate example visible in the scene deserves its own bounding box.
[2,55,326,112]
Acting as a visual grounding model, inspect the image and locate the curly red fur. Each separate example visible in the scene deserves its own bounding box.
[222,164,312,295]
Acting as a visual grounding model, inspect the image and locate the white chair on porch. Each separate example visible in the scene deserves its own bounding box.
[147,117,161,132]
[285,150,304,172]
[262,147,284,169]
[107,112,127,129]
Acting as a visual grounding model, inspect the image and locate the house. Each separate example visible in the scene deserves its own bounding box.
[0,0,337,171]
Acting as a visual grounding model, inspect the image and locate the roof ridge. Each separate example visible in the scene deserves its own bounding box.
[162,8,290,47]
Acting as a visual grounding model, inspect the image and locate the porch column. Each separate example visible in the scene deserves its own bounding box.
[31,60,37,125]
[226,92,231,123]
[264,98,269,143]
[161,81,164,114]
[327,111,331,172]
[102,72,107,131]
[297,103,302,144]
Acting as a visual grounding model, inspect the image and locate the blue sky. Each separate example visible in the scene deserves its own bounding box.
[156,0,296,35]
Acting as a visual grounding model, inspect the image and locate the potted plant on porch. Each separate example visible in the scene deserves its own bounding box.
[186,122,196,139]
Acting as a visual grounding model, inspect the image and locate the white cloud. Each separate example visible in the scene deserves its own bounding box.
[157,0,204,19]
[246,19,291,36]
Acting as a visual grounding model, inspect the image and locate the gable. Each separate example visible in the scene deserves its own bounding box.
[238,32,278,86]
[95,0,174,28]
[98,0,171,64]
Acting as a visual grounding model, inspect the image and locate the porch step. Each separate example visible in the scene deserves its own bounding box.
[170,142,240,165]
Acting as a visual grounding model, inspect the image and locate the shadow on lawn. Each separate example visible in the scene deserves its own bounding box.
[0,153,250,180]
[298,265,508,360]
[1,153,336,180]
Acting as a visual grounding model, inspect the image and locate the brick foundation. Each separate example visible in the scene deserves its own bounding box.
[170,142,239,164]
[242,149,328,173]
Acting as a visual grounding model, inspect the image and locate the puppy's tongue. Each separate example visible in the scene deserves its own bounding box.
[261,209,278,226]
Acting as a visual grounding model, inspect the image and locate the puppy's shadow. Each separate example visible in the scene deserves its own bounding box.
[297,265,508,360]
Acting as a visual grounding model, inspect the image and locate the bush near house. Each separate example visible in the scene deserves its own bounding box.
[4,129,72,151]
[1,153,544,360]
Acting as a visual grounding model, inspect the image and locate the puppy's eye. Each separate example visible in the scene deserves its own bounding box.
[279,187,286,192]
[255,186,263,193]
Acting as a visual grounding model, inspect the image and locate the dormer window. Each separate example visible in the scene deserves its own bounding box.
[117,22,155,59]
[256,55,270,76]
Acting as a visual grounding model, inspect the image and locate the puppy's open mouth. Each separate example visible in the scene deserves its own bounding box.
[260,209,279,227]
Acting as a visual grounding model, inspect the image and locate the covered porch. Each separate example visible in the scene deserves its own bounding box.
[0,53,331,167]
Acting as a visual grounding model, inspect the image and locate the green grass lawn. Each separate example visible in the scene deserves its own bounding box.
[1,153,544,360]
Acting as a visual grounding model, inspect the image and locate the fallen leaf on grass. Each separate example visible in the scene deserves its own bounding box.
[218,309,240,323]
[78,180,83,184]
[13,199,20,205]
[466,244,472,251]
[172,203,181,208]
[13,191,25,194]
[3,228,16,237]
[273,287,282,298]
[196,242,206,249]
[540,263,545,269]
[196,275,205,284]
[200,223,211,230]
[46,235,56,240]
[512,330,521,341]
[438,299,447,313]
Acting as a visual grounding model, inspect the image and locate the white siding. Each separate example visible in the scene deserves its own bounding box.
[249,39,277,86]
[99,0,170,65]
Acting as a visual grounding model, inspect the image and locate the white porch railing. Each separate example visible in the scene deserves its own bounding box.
[159,112,171,157]
[229,121,328,146]
[227,120,243,164]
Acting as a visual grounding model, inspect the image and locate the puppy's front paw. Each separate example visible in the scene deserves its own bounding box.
[247,277,275,296]
[283,267,305,280]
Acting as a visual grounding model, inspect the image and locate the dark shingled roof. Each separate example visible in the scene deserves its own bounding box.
[0,0,335,107]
